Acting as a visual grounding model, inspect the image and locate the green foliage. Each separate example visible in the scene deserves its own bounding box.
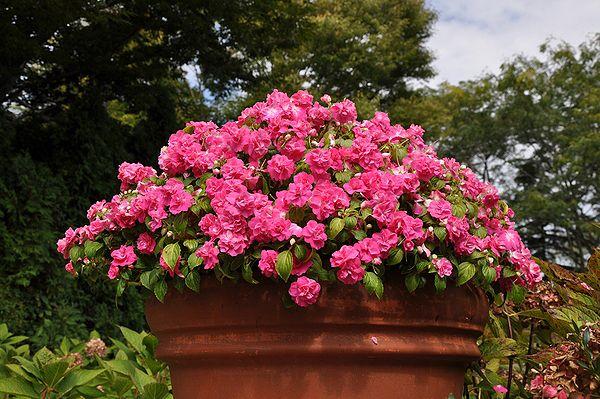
[397,36,600,268]
[0,324,171,398]
[464,251,600,398]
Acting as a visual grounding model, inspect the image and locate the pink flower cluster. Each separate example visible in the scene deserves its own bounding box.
[58,89,541,307]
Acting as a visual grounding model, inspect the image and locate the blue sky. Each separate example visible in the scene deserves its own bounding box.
[425,0,600,85]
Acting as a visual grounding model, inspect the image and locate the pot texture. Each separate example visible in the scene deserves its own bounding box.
[145,273,489,399]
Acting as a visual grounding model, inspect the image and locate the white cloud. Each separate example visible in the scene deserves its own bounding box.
[425,0,600,85]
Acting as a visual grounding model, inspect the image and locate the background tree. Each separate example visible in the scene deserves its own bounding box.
[0,0,436,344]
[397,36,600,268]
[216,0,436,119]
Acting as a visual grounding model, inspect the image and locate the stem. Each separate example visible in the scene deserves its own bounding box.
[505,306,514,399]
[506,357,514,399]
[521,322,535,387]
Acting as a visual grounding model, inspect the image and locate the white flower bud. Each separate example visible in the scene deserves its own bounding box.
[167,231,174,237]
[366,224,372,230]
[289,238,296,245]
[432,254,438,259]
[428,226,434,232]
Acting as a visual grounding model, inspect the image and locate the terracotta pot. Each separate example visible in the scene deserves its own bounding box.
[145,272,489,399]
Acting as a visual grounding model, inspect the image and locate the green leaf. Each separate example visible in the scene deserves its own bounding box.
[293,244,308,261]
[351,230,367,240]
[433,226,447,241]
[119,326,144,353]
[162,243,181,270]
[185,270,201,291]
[363,272,384,299]
[187,252,203,269]
[41,360,69,387]
[84,241,103,258]
[451,203,467,218]
[140,270,159,290]
[153,280,168,302]
[69,246,83,262]
[405,274,420,293]
[344,216,358,229]
[507,284,526,304]
[328,218,345,239]
[241,263,258,284]
[56,369,105,395]
[183,239,199,251]
[434,274,447,293]
[386,248,404,265]
[116,279,127,297]
[416,260,431,272]
[276,250,293,282]
[142,382,170,399]
[482,265,496,283]
[0,377,38,398]
[456,262,476,285]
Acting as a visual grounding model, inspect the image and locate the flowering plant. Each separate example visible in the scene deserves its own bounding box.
[57,90,541,307]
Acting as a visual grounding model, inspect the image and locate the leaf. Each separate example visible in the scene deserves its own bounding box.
[433,226,447,241]
[386,248,404,265]
[69,246,83,262]
[56,369,105,395]
[351,230,367,240]
[482,265,496,283]
[84,241,103,258]
[187,252,203,269]
[143,382,170,399]
[153,280,168,302]
[0,377,38,398]
[41,360,69,387]
[328,218,345,239]
[344,216,358,229]
[119,326,144,353]
[276,250,293,282]
[185,270,201,291]
[363,272,384,299]
[140,270,159,290]
[162,243,181,270]
[479,338,521,361]
[507,284,526,304]
[405,274,420,293]
[434,274,446,293]
[292,244,308,262]
[183,239,199,251]
[241,263,258,284]
[456,262,476,285]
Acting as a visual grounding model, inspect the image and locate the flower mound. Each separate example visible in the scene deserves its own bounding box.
[57,90,541,305]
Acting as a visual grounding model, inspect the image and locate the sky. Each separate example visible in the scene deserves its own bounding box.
[425,0,600,85]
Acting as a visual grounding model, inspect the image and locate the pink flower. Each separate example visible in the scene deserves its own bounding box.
[432,257,453,277]
[118,162,156,190]
[289,277,321,307]
[136,233,156,254]
[300,220,327,250]
[331,245,364,284]
[110,245,137,268]
[493,385,508,394]
[266,154,295,181]
[65,262,76,276]
[258,250,278,277]
[330,99,357,124]
[197,241,220,270]
[428,199,452,220]
[305,149,332,176]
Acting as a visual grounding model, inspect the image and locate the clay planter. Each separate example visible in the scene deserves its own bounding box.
[145,272,489,399]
